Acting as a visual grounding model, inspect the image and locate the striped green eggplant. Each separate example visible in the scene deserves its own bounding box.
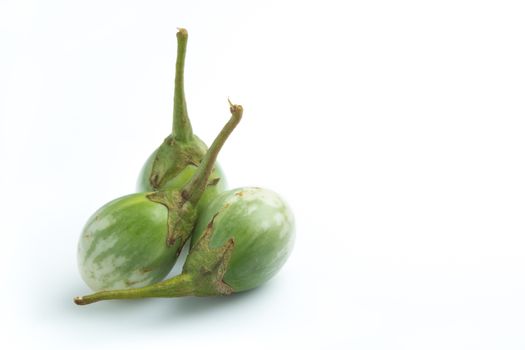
[76,103,243,292]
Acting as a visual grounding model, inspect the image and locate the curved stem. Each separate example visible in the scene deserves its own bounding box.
[74,274,194,305]
[172,28,193,142]
[182,102,243,205]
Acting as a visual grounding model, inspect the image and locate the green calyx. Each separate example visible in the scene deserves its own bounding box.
[74,215,235,305]
[144,28,209,191]
[151,101,243,251]
[146,190,196,249]
[180,214,235,296]
[147,137,207,191]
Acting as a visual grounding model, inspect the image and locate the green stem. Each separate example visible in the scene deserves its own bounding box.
[74,274,194,305]
[172,28,193,142]
[182,102,243,205]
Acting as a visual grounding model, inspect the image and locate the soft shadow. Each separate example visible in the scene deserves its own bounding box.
[44,277,279,328]
[157,281,277,322]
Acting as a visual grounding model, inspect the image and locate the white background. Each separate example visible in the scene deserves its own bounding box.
[1,0,525,349]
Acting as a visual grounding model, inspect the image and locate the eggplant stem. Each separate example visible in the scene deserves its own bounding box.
[74,274,195,305]
[181,102,243,205]
[172,28,193,142]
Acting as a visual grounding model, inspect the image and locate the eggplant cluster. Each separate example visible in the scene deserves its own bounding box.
[74,29,295,305]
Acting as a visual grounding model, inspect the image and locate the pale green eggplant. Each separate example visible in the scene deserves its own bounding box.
[77,103,243,292]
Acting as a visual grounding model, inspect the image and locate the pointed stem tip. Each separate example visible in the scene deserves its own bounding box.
[229,100,243,115]
[182,100,243,205]
[73,274,196,305]
[73,296,86,305]
[177,27,188,38]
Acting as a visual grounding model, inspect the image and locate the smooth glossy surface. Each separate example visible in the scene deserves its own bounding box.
[77,193,178,291]
[192,187,295,292]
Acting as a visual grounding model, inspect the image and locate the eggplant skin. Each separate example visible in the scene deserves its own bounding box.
[192,187,295,292]
[77,193,178,291]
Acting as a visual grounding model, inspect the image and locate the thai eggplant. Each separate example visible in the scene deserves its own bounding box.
[77,103,243,291]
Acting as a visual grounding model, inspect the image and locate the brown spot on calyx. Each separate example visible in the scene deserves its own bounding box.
[140,267,153,274]
[207,177,220,187]
[150,174,160,188]
[206,213,219,230]
[216,280,234,295]
[167,235,179,247]
[234,191,245,197]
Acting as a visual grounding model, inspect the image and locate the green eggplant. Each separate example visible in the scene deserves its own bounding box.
[77,103,243,292]
[74,187,295,304]
[137,28,226,203]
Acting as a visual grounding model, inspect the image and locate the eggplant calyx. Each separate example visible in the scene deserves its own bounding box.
[147,190,197,248]
[182,214,235,296]
[148,137,205,191]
